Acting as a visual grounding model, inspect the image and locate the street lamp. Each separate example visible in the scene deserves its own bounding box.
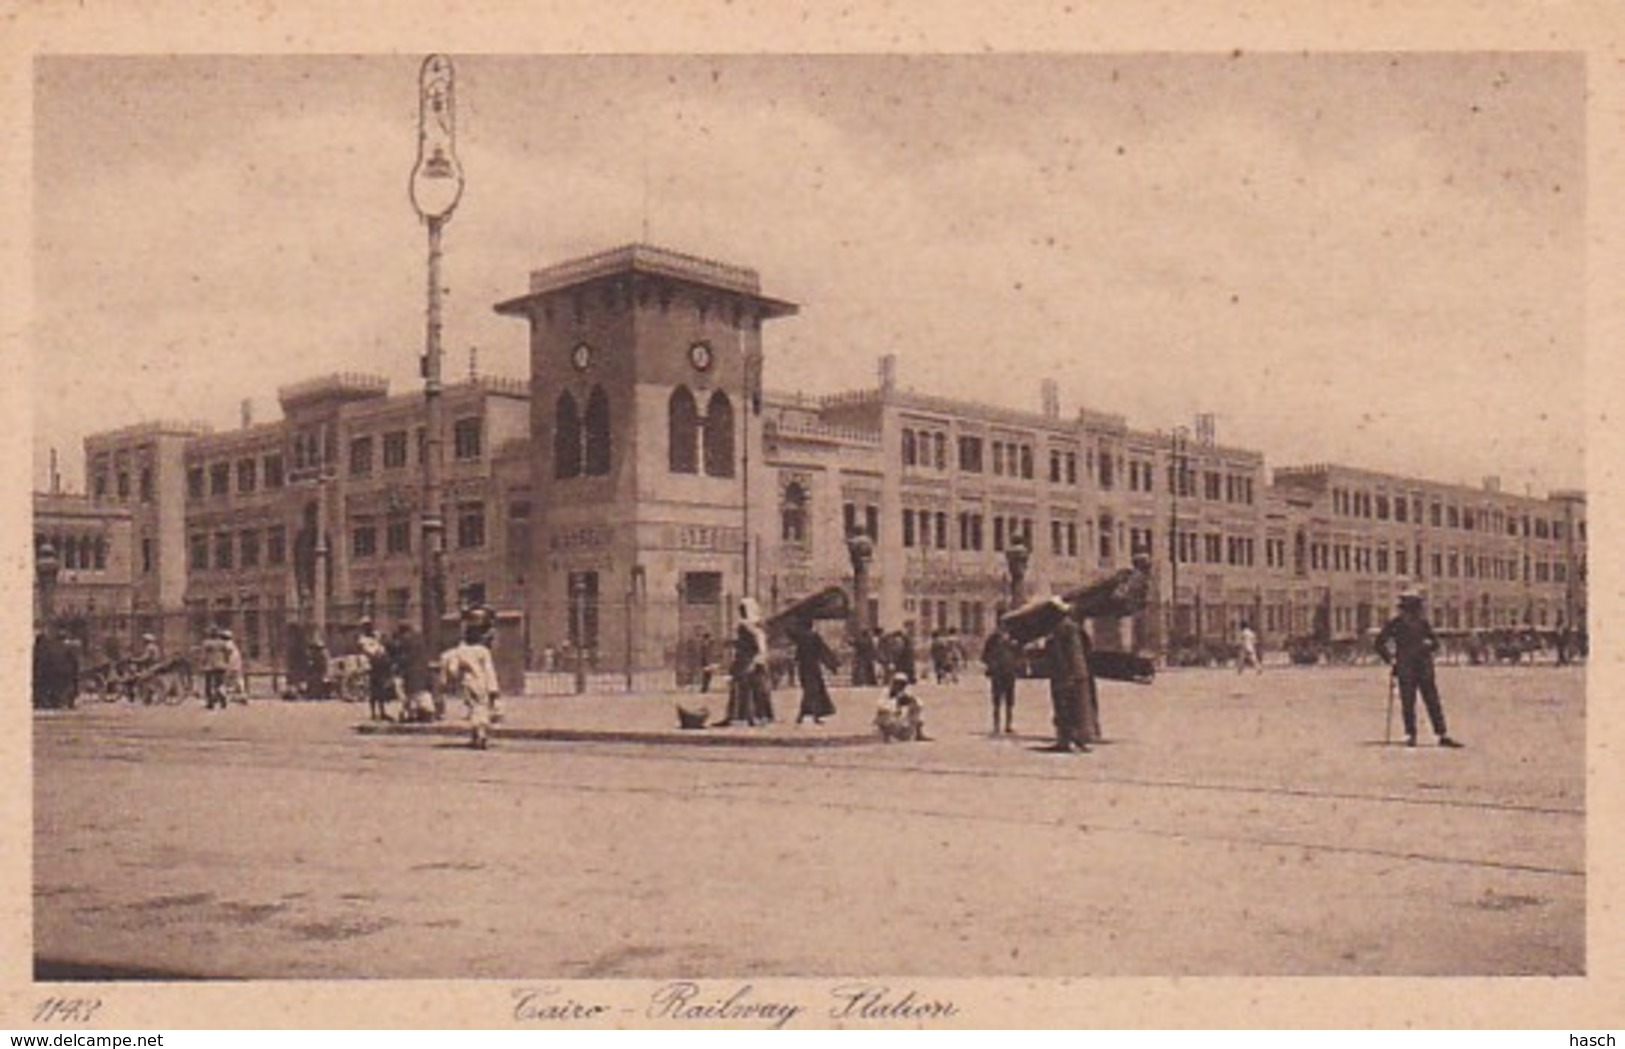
[410,54,465,664]
[36,539,61,628]
[1004,535,1031,610]
[846,532,875,686]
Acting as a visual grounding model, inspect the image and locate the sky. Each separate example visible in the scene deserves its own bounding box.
[31,53,1585,495]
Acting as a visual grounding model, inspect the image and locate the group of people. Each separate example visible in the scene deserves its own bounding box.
[349,610,505,750]
[198,627,245,709]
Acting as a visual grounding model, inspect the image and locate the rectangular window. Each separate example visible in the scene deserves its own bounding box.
[864,505,879,540]
[957,435,984,473]
[457,502,486,549]
[352,519,378,559]
[350,436,374,477]
[267,526,287,565]
[213,531,233,570]
[993,516,1006,552]
[387,516,412,556]
[1051,520,1064,556]
[240,529,260,568]
[387,587,411,622]
[237,458,257,493]
[935,511,948,550]
[264,454,284,488]
[210,463,230,497]
[187,467,205,500]
[1067,522,1078,557]
[383,431,408,469]
[1098,453,1114,490]
[903,509,916,548]
[141,537,154,574]
[843,502,857,537]
[1019,445,1033,479]
[454,417,484,461]
[1066,453,1077,485]
[1049,451,1061,483]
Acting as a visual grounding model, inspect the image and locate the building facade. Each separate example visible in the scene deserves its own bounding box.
[50,242,1585,673]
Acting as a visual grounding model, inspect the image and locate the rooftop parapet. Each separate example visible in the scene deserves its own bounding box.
[84,419,213,445]
[278,372,390,412]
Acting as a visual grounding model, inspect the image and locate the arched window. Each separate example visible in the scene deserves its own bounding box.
[554,391,582,479]
[668,386,699,474]
[703,391,734,478]
[902,429,917,466]
[782,482,808,544]
[584,385,611,477]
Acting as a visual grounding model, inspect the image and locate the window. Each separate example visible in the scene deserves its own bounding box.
[1430,502,1442,527]
[267,527,286,566]
[1049,450,1062,483]
[993,516,1006,552]
[187,467,205,500]
[453,417,483,461]
[1019,445,1033,480]
[932,433,947,469]
[139,467,154,503]
[555,392,582,479]
[1051,520,1064,556]
[1204,471,1222,500]
[935,511,948,549]
[584,387,611,476]
[240,529,260,568]
[350,436,374,477]
[1067,522,1078,557]
[387,587,411,622]
[1098,453,1114,490]
[864,505,879,540]
[210,463,230,497]
[703,391,734,478]
[141,537,154,574]
[1099,515,1115,561]
[213,531,234,570]
[387,516,412,556]
[237,458,257,493]
[669,387,699,474]
[93,465,108,499]
[190,535,208,571]
[383,431,408,470]
[567,571,600,651]
[457,502,486,549]
[781,482,809,544]
[264,454,284,488]
[843,502,857,538]
[903,509,916,548]
[1065,453,1077,485]
[902,430,917,467]
[117,471,130,499]
[957,435,984,473]
[352,519,377,559]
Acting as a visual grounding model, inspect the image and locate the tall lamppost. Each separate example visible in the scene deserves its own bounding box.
[1004,535,1030,610]
[1167,426,1188,661]
[847,532,875,686]
[410,54,465,659]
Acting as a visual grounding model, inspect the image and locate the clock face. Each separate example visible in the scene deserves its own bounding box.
[688,342,714,372]
[571,343,592,371]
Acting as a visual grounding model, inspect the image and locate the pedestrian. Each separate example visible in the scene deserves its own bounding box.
[1375,586,1464,749]
[1042,597,1097,753]
[930,629,951,684]
[1237,619,1263,675]
[874,671,930,742]
[392,622,435,723]
[981,619,1020,734]
[717,597,770,726]
[199,626,232,710]
[888,628,918,685]
[441,620,501,750]
[357,619,393,721]
[790,619,840,724]
[221,629,245,703]
[127,632,162,704]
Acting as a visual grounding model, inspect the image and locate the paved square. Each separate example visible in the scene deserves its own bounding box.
[34,663,1583,978]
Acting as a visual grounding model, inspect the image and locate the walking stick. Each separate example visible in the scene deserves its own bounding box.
[1384,667,1396,745]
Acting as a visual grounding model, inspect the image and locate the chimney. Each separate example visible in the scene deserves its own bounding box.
[1041,378,1060,419]
[49,447,61,494]
[240,399,254,428]
[878,354,898,395]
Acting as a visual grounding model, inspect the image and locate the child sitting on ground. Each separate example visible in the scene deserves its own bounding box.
[875,672,930,743]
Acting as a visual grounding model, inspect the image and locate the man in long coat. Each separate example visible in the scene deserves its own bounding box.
[1043,598,1097,753]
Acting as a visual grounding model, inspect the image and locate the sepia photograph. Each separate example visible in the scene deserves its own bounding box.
[10,6,1621,1031]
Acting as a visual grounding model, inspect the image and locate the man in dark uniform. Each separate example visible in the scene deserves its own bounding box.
[1375,586,1464,749]
[981,617,1020,735]
[1042,597,1095,753]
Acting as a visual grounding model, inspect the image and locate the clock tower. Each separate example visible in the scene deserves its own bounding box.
[495,244,798,679]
